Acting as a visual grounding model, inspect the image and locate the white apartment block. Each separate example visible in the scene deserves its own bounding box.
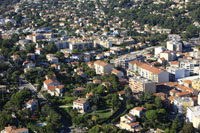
[179,59,200,75]
[167,66,190,81]
[167,40,182,52]
[128,60,169,83]
[186,106,200,129]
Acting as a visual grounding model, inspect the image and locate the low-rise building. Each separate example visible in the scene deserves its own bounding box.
[1,126,28,133]
[112,69,124,79]
[129,107,146,118]
[26,99,37,110]
[129,76,156,93]
[94,60,113,74]
[73,98,90,113]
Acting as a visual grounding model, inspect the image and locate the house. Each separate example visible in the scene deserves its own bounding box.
[129,76,156,93]
[95,54,104,60]
[43,79,60,89]
[47,85,64,96]
[0,85,6,91]
[74,87,86,93]
[47,56,59,64]
[23,61,35,68]
[51,64,61,70]
[26,99,37,110]
[1,126,29,133]
[112,69,124,79]
[94,60,113,74]
[93,79,102,84]
[128,60,169,83]
[129,107,147,118]
[118,90,125,100]
[35,48,42,55]
[73,98,90,113]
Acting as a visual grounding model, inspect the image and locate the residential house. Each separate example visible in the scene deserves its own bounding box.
[0,85,6,91]
[129,107,146,118]
[73,98,90,113]
[1,126,28,133]
[94,60,113,74]
[26,99,37,110]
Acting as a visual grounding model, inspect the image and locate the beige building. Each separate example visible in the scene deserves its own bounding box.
[167,40,182,52]
[1,126,28,133]
[192,78,200,91]
[94,60,113,74]
[73,98,90,113]
[159,51,176,61]
[129,107,146,118]
[187,106,200,129]
[129,76,156,93]
[128,60,169,83]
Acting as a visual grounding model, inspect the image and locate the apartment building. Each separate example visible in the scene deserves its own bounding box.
[159,51,176,61]
[167,66,190,81]
[128,60,169,83]
[186,106,200,129]
[129,76,156,93]
[179,59,200,75]
[192,78,200,91]
[167,39,182,52]
[94,39,112,48]
[94,60,113,74]
[69,40,93,50]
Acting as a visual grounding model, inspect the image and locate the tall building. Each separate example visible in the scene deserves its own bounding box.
[167,40,182,52]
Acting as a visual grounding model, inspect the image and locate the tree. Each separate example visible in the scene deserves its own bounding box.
[146,110,157,121]
[171,115,183,131]
[155,96,163,109]
[124,86,132,100]
[46,42,58,53]
[182,122,195,133]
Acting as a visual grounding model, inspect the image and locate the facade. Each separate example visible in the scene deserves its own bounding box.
[167,66,190,81]
[112,69,124,79]
[167,40,182,52]
[73,98,90,113]
[129,76,156,93]
[94,39,112,48]
[94,60,113,74]
[159,51,176,61]
[69,40,93,50]
[179,59,200,75]
[172,97,194,114]
[129,107,146,118]
[186,106,200,129]
[128,60,169,83]
[192,79,200,91]
[154,46,166,57]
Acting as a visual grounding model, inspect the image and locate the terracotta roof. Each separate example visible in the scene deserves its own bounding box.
[129,60,163,74]
[112,69,120,74]
[118,90,125,95]
[170,61,179,65]
[128,122,139,127]
[132,107,144,112]
[170,89,176,93]
[44,79,58,85]
[75,87,85,91]
[183,80,192,84]
[94,60,108,67]
[27,99,36,104]
[176,91,191,97]
[86,92,93,97]
[176,85,194,92]
[74,98,88,104]
[168,96,176,101]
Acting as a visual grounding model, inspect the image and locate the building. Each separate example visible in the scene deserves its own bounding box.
[112,69,124,79]
[0,85,6,91]
[111,54,144,69]
[192,78,200,91]
[129,107,146,118]
[128,60,169,83]
[154,46,166,57]
[167,66,190,81]
[69,40,93,50]
[129,76,156,93]
[172,97,194,114]
[167,40,182,52]
[94,60,113,74]
[159,51,176,61]
[179,59,200,75]
[73,98,90,113]
[186,106,200,129]
[1,126,28,133]
[26,99,37,110]
[94,39,112,48]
